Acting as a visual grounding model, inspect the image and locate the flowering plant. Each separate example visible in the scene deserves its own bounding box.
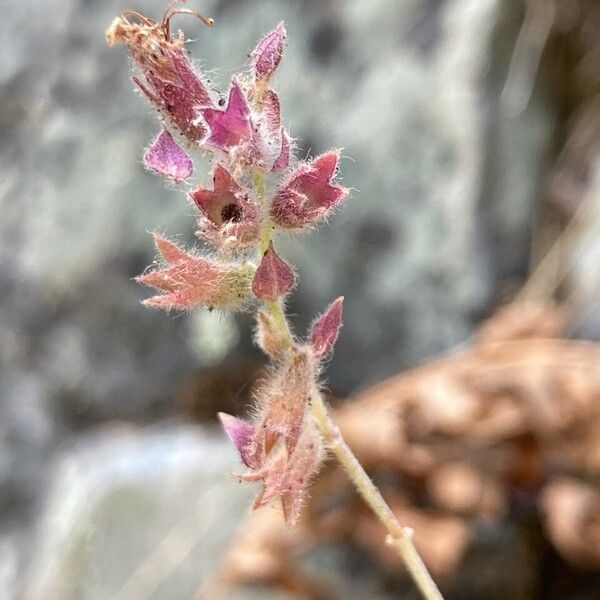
[107,4,442,598]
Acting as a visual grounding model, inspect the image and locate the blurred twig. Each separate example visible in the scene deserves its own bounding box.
[516,180,600,304]
[501,0,555,117]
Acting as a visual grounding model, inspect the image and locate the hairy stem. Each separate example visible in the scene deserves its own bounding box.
[252,172,443,600]
[266,299,293,349]
[309,389,443,600]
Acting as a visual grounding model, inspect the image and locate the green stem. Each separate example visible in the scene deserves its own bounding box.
[253,171,272,256]
[266,299,293,349]
[258,219,273,255]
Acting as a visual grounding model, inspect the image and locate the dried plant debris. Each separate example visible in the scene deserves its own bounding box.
[219,302,600,597]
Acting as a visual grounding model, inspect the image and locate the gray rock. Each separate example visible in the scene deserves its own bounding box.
[24,424,254,600]
[0,0,566,595]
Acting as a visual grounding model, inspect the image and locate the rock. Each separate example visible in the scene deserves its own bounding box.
[0,0,565,594]
[24,424,255,600]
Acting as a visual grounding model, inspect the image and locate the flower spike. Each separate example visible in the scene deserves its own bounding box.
[110,15,444,594]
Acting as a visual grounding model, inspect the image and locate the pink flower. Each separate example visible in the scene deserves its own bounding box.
[107,14,214,142]
[200,82,252,151]
[189,164,259,250]
[252,241,295,300]
[270,150,349,228]
[137,233,253,310]
[309,297,344,358]
[143,129,193,183]
[251,22,287,84]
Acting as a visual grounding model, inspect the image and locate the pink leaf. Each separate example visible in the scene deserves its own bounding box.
[144,130,193,183]
[309,297,344,358]
[136,236,253,311]
[153,233,191,264]
[252,241,295,300]
[218,413,255,467]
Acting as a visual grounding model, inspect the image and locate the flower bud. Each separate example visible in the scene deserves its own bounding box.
[309,297,344,358]
[251,22,286,83]
[255,89,285,169]
[252,241,295,300]
[143,129,193,183]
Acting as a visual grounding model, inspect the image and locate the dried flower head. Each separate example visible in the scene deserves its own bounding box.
[106,5,215,142]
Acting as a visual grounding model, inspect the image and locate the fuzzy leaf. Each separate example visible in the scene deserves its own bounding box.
[309,297,344,358]
[252,241,295,300]
[144,130,193,183]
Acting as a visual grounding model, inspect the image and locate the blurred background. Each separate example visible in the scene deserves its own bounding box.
[1,0,599,598]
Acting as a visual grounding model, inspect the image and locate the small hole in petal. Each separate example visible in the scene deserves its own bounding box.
[221,203,243,222]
